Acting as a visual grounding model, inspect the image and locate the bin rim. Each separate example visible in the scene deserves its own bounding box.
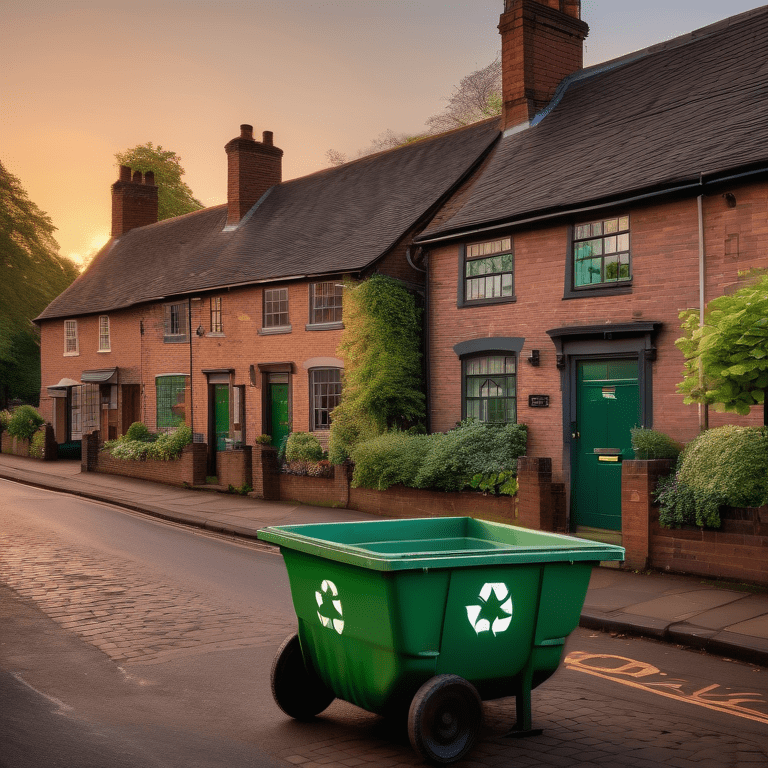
[257,517,625,572]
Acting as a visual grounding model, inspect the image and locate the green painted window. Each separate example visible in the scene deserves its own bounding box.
[465,237,514,301]
[464,355,516,424]
[574,216,630,287]
[156,375,187,429]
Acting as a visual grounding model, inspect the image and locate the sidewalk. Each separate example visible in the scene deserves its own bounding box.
[1,453,766,667]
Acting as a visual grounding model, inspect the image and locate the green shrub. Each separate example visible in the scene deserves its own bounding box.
[469,470,519,497]
[254,434,272,445]
[285,432,323,463]
[0,410,11,433]
[104,425,192,461]
[678,425,768,509]
[7,405,45,441]
[29,428,46,459]
[126,422,152,441]
[414,420,528,492]
[630,428,681,461]
[656,473,724,529]
[350,431,434,490]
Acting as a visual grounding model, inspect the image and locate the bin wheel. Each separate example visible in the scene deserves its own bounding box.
[270,633,334,721]
[407,674,482,764]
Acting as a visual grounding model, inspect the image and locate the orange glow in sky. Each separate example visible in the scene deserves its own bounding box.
[3,0,765,266]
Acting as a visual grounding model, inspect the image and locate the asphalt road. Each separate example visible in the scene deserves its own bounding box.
[1,479,766,767]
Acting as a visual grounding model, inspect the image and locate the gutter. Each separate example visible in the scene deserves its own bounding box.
[414,165,768,247]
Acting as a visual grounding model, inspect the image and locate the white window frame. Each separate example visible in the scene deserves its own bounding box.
[98,315,111,352]
[64,320,79,356]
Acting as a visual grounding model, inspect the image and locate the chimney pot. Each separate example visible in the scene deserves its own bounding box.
[132,170,143,184]
[240,124,254,140]
[262,130,273,146]
[144,171,155,186]
[119,165,132,182]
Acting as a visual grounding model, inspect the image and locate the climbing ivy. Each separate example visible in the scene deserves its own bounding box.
[329,276,425,463]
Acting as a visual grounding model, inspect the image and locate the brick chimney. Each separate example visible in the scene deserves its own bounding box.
[111,166,159,236]
[499,0,589,132]
[225,124,283,227]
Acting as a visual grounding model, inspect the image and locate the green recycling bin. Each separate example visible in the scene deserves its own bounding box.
[258,517,624,764]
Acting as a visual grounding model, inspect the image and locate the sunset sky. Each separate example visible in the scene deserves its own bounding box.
[3,0,765,266]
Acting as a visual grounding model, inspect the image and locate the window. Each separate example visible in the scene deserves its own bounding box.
[163,302,189,343]
[309,282,343,325]
[573,216,630,288]
[210,297,223,333]
[263,288,289,329]
[64,320,78,355]
[310,368,342,430]
[464,355,516,424]
[463,237,514,303]
[82,383,99,433]
[156,375,187,429]
[98,316,110,351]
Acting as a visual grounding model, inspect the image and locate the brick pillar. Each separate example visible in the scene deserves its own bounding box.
[81,431,100,472]
[333,461,352,508]
[516,457,566,532]
[181,443,209,486]
[621,459,672,570]
[251,444,280,500]
[43,424,58,461]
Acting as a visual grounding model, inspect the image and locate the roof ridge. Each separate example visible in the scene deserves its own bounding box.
[531,5,768,128]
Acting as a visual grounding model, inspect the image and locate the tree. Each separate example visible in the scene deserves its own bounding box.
[425,56,502,134]
[676,271,768,424]
[0,160,79,407]
[114,143,203,221]
[325,56,501,167]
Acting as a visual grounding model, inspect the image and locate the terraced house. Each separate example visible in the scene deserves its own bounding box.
[418,1,768,537]
[35,120,499,473]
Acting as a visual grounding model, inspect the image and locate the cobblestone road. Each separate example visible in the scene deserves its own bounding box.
[0,513,289,664]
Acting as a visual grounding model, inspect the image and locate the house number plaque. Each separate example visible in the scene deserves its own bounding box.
[528,395,550,408]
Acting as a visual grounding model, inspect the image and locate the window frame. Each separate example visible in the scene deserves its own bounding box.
[163,302,189,343]
[64,319,79,356]
[210,297,223,334]
[458,237,516,308]
[462,353,518,425]
[262,287,290,333]
[98,315,110,352]
[308,281,343,328]
[564,214,633,299]
[309,367,342,431]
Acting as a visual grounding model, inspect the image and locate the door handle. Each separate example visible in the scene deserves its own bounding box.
[570,422,579,439]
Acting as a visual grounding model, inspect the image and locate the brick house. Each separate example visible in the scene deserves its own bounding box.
[416,1,768,538]
[35,121,498,472]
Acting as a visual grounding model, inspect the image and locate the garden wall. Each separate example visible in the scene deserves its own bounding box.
[1,426,57,460]
[82,431,207,487]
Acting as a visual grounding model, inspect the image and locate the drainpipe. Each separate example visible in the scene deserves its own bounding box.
[188,297,194,435]
[697,178,708,431]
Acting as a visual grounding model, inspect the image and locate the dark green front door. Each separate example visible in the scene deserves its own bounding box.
[269,381,290,448]
[572,359,639,531]
[214,384,229,452]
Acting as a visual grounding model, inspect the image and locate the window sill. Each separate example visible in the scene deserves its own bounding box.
[97,348,111,353]
[206,332,226,338]
[259,325,292,336]
[563,283,632,300]
[459,295,516,308]
[64,351,79,357]
[305,321,343,332]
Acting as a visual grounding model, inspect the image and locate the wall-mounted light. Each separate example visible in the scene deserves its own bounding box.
[527,349,540,366]
[723,192,736,208]
[196,325,205,337]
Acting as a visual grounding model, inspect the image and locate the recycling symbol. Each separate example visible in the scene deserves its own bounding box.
[315,579,344,635]
[466,582,513,636]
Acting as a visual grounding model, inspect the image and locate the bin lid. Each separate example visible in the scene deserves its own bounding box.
[257,517,625,572]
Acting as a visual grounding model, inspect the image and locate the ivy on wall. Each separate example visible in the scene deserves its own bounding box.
[329,276,425,463]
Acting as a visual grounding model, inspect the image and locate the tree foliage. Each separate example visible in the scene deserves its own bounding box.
[329,276,425,462]
[677,271,768,419]
[325,56,501,167]
[0,160,79,407]
[114,142,204,221]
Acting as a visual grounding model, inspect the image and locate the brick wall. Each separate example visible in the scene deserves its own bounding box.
[91,442,207,487]
[217,447,252,489]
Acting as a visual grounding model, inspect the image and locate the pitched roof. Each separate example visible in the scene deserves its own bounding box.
[38,118,500,321]
[419,7,768,241]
